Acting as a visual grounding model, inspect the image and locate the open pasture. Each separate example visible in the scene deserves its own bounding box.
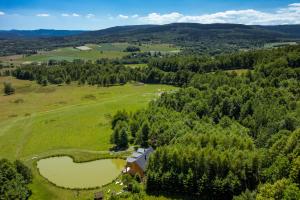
[0,77,175,160]
[19,46,128,62]
[11,43,180,63]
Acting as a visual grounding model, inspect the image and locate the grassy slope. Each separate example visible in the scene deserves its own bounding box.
[0,77,175,159]
[0,77,175,199]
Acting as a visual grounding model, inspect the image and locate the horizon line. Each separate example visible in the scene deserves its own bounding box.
[1,22,300,31]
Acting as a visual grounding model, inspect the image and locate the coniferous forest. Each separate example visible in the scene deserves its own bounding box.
[109,45,300,199]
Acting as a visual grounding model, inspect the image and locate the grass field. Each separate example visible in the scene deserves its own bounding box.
[9,43,179,63]
[20,47,128,62]
[0,76,176,199]
[225,69,250,75]
[125,63,148,68]
[92,43,178,52]
[264,42,298,48]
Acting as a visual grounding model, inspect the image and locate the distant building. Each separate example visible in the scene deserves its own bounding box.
[125,147,154,177]
[94,191,103,200]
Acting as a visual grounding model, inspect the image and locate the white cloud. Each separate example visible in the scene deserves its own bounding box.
[86,13,95,19]
[138,3,300,25]
[132,14,139,18]
[118,14,129,19]
[0,11,5,16]
[289,3,300,7]
[140,12,183,24]
[72,13,80,17]
[61,13,83,17]
[36,13,50,17]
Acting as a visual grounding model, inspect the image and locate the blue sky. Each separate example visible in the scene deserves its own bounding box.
[0,0,300,30]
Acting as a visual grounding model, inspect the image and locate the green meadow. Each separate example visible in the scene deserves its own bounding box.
[17,43,179,63]
[0,76,175,199]
[20,46,128,62]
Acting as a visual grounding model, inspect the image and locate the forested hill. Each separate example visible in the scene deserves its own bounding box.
[0,29,85,38]
[1,23,300,56]
[78,23,300,42]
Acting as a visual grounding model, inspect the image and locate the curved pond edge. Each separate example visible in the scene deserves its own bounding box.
[34,153,126,191]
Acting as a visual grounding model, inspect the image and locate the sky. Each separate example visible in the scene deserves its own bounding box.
[0,0,300,30]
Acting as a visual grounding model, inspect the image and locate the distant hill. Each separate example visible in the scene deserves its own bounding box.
[76,23,300,42]
[0,29,85,38]
[1,23,300,56]
[259,25,300,38]
[71,23,300,54]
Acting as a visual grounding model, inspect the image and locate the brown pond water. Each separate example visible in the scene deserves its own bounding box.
[37,156,125,189]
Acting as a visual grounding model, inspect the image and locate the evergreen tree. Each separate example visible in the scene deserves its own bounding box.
[119,128,129,148]
[138,121,150,147]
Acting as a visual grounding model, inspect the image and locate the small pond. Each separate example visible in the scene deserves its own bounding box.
[37,156,125,189]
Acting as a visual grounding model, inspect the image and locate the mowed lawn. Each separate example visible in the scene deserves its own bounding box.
[0,76,176,160]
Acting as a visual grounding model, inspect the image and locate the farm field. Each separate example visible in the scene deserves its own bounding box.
[4,43,180,64]
[20,46,128,62]
[0,76,175,199]
[264,41,299,48]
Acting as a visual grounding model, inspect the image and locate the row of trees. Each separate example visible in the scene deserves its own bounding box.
[13,62,131,86]
[11,45,300,88]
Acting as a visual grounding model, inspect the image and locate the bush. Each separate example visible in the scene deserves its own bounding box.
[0,159,32,199]
[132,182,141,193]
[14,160,32,184]
[124,46,140,52]
[3,82,15,95]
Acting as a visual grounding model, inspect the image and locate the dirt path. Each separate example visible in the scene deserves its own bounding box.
[23,147,133,162]
[15,113,36,158]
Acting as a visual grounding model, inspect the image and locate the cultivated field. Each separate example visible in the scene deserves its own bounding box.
[1,43,180,64]
[0,76,175,199]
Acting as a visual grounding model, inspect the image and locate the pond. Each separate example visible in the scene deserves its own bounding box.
[37,156,125,189]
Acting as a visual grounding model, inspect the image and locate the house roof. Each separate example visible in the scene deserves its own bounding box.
[126,147,154,171]
[132,152,142,158]
[94,191,103,199]
[137,148,146,154]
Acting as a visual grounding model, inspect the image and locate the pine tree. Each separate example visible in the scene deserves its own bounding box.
[138,121,150,147]
[119,128,129,148]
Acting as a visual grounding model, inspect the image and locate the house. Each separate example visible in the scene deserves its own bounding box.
[125,147,153,177]
[94,191,103,200]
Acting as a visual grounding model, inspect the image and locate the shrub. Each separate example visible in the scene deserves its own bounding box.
[3,82,15,95]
